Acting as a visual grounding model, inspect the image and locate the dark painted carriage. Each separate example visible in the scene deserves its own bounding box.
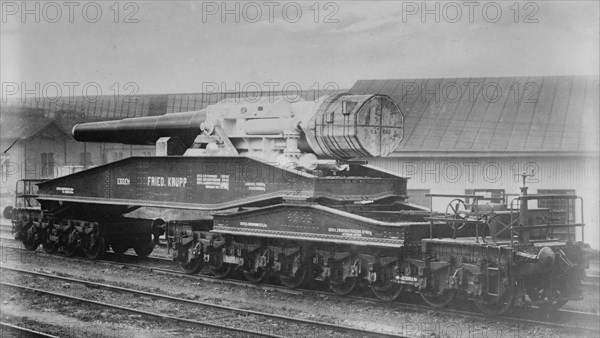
[11,93,590,315]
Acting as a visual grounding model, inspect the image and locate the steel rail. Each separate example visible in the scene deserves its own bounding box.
[74,264,600,332]
[0,281,281,338]
[0,321,61,338]
[0,266,405,338]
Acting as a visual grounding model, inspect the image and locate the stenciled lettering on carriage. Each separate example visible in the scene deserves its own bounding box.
[146,176,188,187]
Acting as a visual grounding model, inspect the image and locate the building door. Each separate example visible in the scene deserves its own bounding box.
[41,153,55,178]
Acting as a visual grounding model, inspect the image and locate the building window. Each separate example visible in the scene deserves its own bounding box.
[79,152,91,166]
[537,189,576,223]
[407,189,431,208]
[1,155,10,189]
[537,189,577,241]
[41,153,55,177]
[465,189,506,204]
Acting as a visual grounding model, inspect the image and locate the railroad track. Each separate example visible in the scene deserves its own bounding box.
[2,236,600,335]
[0,266,403,338]
[0,281,272,338]
[0,321,61,338]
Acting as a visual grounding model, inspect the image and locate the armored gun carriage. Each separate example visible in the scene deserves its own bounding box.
[11,92,590,315]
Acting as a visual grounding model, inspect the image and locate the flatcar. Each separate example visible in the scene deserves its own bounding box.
[11,93,590,315]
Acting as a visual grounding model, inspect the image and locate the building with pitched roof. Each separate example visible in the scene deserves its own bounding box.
[1,109,95,199]
[350,75,599,245]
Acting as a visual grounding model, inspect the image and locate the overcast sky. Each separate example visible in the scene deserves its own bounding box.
[1,1,598,95]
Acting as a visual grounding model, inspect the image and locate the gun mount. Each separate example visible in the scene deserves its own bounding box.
[72,94,404,170]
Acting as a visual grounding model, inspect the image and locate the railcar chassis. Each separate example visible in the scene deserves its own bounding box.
[414,181,588,315]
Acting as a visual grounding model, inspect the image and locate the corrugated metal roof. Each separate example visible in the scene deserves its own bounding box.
[2,77,597,154]
[350,76,599,153]
[2,90,337,119]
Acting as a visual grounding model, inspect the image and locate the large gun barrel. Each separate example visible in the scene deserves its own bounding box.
[73,110,206,147]
[72,93,404,161]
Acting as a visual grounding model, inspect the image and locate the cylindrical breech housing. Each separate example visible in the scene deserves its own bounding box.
[302,94,404,159]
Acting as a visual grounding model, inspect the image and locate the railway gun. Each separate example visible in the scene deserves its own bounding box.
[10,92,590,315]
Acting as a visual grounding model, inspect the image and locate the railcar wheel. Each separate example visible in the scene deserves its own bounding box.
[473,285,515,316]
[279,242,309,289]
[329,265,357,296]
[22,222,40,251]
[63,247,78,257]
[420,289,457,308]
[244,267,268,284]
[371,262,404,301]
[243,247,269,284]
[42,240,58,254]
[208,248,232,279]
[83,236,105,260]
[82,224,104,260]
[42,224,58,253]
[526,283,569,312]
[372,278,403,302]
[210,264,233,279]
[133,234,154,258]
[110,240,128,258]
[180,259,203,274]
[63,229,79,257]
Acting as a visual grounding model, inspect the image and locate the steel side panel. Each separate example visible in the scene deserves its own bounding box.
[212,204,407,245]
[36,157,405,209]
[211,227,404,247]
